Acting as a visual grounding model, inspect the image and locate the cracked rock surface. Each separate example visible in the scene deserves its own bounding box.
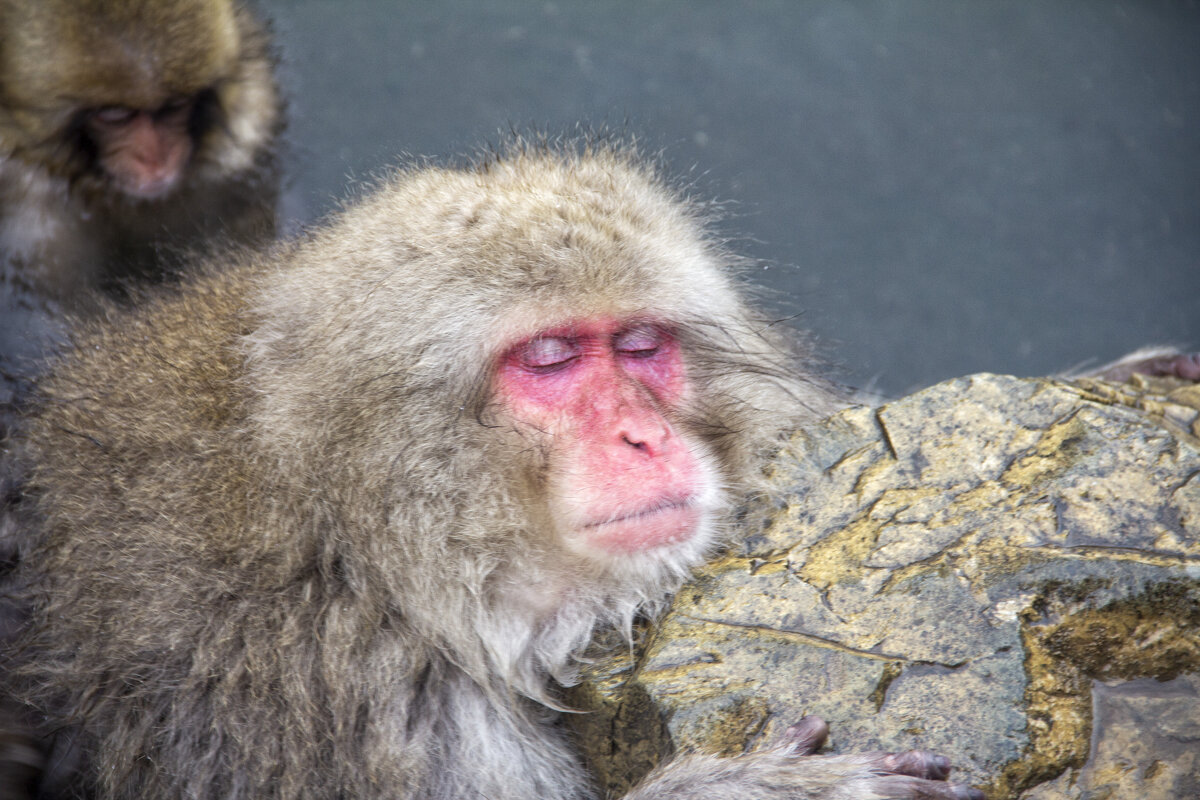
[568,374,1200,800]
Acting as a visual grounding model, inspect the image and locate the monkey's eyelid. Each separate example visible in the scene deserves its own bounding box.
[613,325,669,355]
[616,345,661,358]
[154,98,195,120]
[517,337,581,369]
[91,106,137,125]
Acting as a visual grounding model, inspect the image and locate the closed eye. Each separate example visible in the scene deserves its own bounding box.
[91,106,138,126]
[516,336,581,372]
[155,97,194,122]
[614,324,668,358]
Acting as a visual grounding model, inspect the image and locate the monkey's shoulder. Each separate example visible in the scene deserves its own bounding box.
[29,269,256,455]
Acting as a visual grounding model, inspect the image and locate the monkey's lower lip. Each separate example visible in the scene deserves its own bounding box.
[583,498,693,528]
[582,499,700,553]
[120,177,180,201]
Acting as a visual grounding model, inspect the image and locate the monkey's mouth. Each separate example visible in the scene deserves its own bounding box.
[115,172,182,201]
[584,497,693,528]
[581,497,701,553]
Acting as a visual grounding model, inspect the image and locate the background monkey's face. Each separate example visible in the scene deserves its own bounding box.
[80,97,200,200]
[0,0,279,211]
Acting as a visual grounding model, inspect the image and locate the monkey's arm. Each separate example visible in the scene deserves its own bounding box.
[624,718,983,800]
[625,751,982,800]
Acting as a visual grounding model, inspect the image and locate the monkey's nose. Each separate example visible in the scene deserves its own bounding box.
[615,413,672,457]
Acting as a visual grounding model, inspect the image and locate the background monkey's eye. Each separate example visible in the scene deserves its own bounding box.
[91,106,138,126]
[155,98,194,121]
[614,325,667,357]
[517,337,581,371]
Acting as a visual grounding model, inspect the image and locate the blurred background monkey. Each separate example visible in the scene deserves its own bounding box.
[0,0,283,305]
[0,0,283,531]
[0,1,282,791]
[0,0,283,416]
[2,141,983,800]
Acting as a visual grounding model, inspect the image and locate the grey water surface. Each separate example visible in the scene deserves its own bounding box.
[263,0,1199,395]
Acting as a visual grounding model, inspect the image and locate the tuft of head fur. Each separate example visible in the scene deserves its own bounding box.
[7,140,843,799]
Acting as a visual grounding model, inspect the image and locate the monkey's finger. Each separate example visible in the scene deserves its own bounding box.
[778,716,828,755]
[878,750,952,781]
[1127,351,1200,380]
[1086,348,1200,381]
[1172,352,1200,380]
[865,775,985,800]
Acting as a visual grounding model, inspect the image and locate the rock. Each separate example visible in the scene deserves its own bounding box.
[568,374,1200,800]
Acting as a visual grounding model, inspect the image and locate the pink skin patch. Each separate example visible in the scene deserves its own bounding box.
[494,317,703,555]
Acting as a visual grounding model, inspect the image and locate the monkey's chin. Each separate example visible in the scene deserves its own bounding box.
[112,172,182,202]
[581,502,702,555]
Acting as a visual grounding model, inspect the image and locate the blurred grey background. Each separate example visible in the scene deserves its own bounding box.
[261,0,1199,395]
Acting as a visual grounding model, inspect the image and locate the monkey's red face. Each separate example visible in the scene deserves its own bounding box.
[495,317,719,559]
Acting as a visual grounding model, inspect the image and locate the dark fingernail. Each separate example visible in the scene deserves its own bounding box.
[934,754,951,772]
[954,788,985,800]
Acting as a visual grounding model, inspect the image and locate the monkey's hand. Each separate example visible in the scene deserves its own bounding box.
[1084,347,1200,382]
[623,717,984,800]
